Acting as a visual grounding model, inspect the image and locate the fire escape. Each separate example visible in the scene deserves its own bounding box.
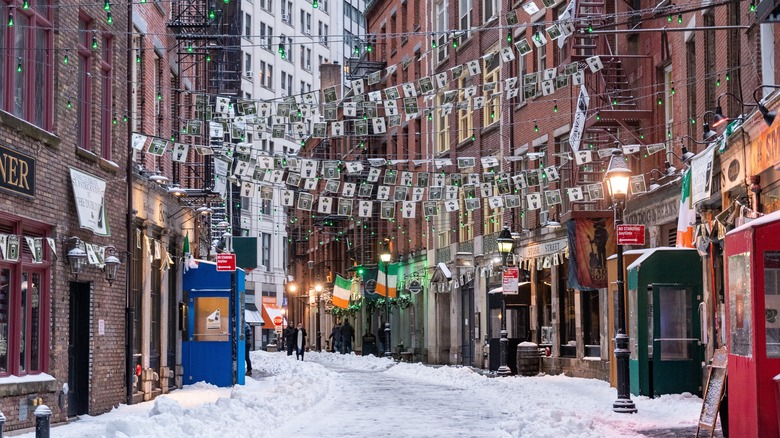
[570,0,653,210]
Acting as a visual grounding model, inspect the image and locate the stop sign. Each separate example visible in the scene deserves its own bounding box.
[273,316,283,326]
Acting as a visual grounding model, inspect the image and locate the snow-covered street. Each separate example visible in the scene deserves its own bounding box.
[17,351,713,437]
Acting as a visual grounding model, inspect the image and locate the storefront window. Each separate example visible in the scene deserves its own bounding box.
[628,288,638,360]
[582,290,600,357]
[0,268,8,373]
[560,288,576,357]
[764,251,780,357]
[728,252,752,356]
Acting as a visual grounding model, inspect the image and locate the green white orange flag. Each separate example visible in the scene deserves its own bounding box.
[376,262,398,298]
[332,275,352,309]
[676,168,695,248]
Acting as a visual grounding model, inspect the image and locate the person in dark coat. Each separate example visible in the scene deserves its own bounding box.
[294,322,308,360]
[244,322,253,375]
[340,319,356,354]
[284,322,296,356]
[330,322,343,353]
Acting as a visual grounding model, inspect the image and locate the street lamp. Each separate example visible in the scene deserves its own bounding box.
[380,242,392,358]
[604,149,638,414]
[496,225,515,376]
[314,282,323,351]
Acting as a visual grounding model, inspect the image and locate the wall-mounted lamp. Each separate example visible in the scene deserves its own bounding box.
[753,85,780,127]
[700,111,719,141]
[103,245,121,285]
[167,185,188,197]
[149,174,169,184]
[65,237,88,279]
[710,92,756,128]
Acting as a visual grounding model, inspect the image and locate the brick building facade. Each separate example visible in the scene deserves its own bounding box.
[0,0,129,430]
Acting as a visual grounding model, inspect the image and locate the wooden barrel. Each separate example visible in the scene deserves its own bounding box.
[516,342,540,376]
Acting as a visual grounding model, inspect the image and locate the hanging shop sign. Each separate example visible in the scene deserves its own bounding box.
[567,217,616,290]
[0,145,35,198]
[720,140,746,192]
[70,168,110,236]
[690,143,717,206]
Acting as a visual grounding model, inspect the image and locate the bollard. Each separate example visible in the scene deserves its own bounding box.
[34,405,51,438]
[0,409,6,438]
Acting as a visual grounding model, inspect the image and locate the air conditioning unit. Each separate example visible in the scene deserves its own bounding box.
[259,37,267,46]
[319,36,327,44]
[306,63,312,71]
[245,71,254,79]
[281,91,288,97]
[540,210,550,225]
[304,28,311,35]
[282,14,290,21]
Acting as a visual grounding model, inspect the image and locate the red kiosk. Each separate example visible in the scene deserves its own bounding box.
[725,210,780,437]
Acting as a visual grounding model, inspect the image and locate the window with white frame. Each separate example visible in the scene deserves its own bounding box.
[483,0,496,23]
[483,203,502,235]
[664,65,674,147]
[459,0,471,43]
[483,48,500,126]
[436,0,448,64]
[437,94,450,153]
[458,194,474,241]
[245,53,252,76]
[535,22,547,73]
[458,77,473,143]
[245,13,252,38]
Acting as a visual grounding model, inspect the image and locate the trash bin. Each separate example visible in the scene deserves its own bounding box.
[266,344,278,353]
[516,342,540,376]
[362,333,378,356]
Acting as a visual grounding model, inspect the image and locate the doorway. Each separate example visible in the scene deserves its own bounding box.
[68,281,90,417]
[461,280,474,367]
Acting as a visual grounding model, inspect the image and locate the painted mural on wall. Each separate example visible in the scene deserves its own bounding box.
[567,217,616,290]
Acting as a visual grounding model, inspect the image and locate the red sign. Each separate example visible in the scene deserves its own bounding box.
[502,267,519,294]
[216,253,237,271]
[617,224,646,245]
[273,316,283,326]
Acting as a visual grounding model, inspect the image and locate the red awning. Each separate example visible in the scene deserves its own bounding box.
[261,303,283,329]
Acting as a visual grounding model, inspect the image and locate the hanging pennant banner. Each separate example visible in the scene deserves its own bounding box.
[70,168,110,236]
[569,85,589,153]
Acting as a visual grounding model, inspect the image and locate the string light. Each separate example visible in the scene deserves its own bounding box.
[750,1,756,11]
[553,100,558,112]
[22,0,28,9]
[534,121,538,132]
[67,100,72,109]
[16,58,22,73]
[312,0,318,7]
[8,10,14,27]
[63,53,69,64]
[208,8,215,19]
[92,34,98,50]
[107,11,113,24]
[716,75,721,87]
[104,0,110,11]
[677,13,682,24]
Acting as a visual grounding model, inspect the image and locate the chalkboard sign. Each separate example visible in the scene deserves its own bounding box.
[696,347,728,438]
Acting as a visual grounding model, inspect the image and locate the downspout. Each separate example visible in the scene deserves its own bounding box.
[125,0,135,405]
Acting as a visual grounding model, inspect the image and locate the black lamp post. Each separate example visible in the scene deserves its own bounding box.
[496,225,515,376]
[604,149,637,414]
[380,242,392,358]
[314,283,323,351]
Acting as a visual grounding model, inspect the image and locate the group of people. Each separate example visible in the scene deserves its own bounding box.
[283,322,309,360]
[329,320,356,354]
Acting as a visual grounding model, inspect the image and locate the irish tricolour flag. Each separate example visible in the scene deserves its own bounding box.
[676,169,695,248]
[332,275,352,309]
[377,262,398,298]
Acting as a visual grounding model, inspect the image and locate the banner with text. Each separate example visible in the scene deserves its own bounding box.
[70,168,110,236]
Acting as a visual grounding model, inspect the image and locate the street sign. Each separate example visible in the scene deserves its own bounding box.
[216,253,237,271]
[273,315,283,326]
[408,279,422,294]
[617,224,646,245]
[502,267,519,294]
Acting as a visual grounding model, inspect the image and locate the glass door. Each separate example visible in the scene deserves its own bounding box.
[652,284,703,396]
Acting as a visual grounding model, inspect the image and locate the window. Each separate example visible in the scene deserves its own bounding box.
[245,13,252,38]
[765,251,780,357]
[260,61,273,89]
[390,14,397,53]
[553,4,569,65]
[300,11,311,34]
[436,94,449,153]
[535,23,547,73]
[436,0,448,63]
[260,199,272,215]
[261,0,272,12]
[0,222,51,377]
[245,53,252,75]
[560,287,576,357]
[154,56,163,136]
[286,36,293,62]
[703,12,716,111]
[281,1,292,23]
[260,23,273,52]
[262,233,271,271]
[280,72,292,96]
[458,77,473,143]
[458,0,471,43]
[685,39,697,140]
[555,135,571,210]
[663,65,674,149]
[1,0,53,129]
[130,33,142,132]
[77,18,93,151]
[518,49,528,105]
[482,203,501,235]
[458,195,474,241]
[483,49,500,127]
[100,36,113,160]
[582,290,600,357]
[321,0,328,12]
[483,0,496,23]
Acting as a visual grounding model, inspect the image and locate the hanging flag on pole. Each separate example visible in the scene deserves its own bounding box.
[376,262,398,298]
[676,169,696,248]
[332,275,352,309]
[183,233,199,272]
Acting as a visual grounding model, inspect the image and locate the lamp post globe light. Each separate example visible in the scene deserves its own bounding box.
[496,226,515,376]
[315,283,323,351]
[380,242,392,358]
[604,149,638,414]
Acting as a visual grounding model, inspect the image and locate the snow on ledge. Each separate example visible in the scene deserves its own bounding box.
[0,373,56,384]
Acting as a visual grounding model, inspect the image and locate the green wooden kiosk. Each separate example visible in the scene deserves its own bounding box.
[626,248,704,397]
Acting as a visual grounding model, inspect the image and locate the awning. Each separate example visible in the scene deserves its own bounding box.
[431,262,452,283]
[245,309,263,325]
[261,303,283,329]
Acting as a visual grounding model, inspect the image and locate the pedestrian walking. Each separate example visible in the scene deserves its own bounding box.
[284,322,296,356]
[294,322,308,360]
[244,321,253,375]
[330,321,343,353]
[340,319,356,354]
[376,322,386,354]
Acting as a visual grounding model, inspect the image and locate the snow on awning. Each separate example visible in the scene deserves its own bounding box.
[431,262,452,283]
[245,309,263,326]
